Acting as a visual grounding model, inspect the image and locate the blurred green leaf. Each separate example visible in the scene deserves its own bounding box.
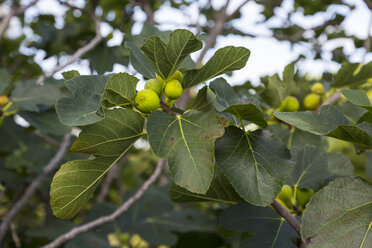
[12,81,60,112]
[342,89,372,112]
[19,110,71,135]
[332,61,372,87]
[275,105,372,149]
[219,203,299,247]
[0,69,10,95]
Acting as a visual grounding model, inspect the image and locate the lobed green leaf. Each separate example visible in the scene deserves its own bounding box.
[182,46,250,88]
[215,127,293,206]
[147,110,224,194]
[50,108,145,219]
[301,176,372,247]
[56,75,108,126]
[100,72,139,108]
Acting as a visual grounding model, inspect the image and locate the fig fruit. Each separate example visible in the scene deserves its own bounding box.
[303,93,320,110]
[144,78,162,96]
[279,96,299,112]
[134,89,160,113]
[165,79,183,100]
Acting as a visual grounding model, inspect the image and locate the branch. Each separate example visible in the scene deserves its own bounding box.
[0,0,39,39]
[34,130,60,147]
[322,91,341,106]
[363,0,372,11]
[9,223,21,248]
[226,0,250,21]
[271,200,301,235]
[96,164,120,203]
[36,9,102,85]
[41,159,165,248]
[0,134,71,245]
[160,101,178,116]
[196,0,250,66]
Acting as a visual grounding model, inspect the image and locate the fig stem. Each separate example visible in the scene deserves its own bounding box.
[160,101,178,116]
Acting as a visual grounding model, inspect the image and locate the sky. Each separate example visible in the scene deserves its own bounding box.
[4,0,372,87]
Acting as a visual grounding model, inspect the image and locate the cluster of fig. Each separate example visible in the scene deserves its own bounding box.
[276,184,314,213]
[303,82,324,110]
[266,82,325,123]
[134,70,183,113]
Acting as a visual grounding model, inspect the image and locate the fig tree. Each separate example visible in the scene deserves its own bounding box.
[144,78,162,96]
[165,79,183,100]
[134,89,160,113]
[279,96,299,112]
[311,82,324,95]
[303,93,320,110]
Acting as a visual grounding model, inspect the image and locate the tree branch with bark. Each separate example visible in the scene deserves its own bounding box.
[0,0,39,39]
[0,133,71,245]
[36,4,103,85]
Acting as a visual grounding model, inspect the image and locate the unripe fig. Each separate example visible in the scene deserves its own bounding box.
[303,93,320,110]
[311,82,324,95]
[296,188,314,207]
[0,95,9,106]
[156,74,166,87]
[278,184,293,202]
[279,96,299,112]
[134,89,160,113]
[144,78,162,96]
[165,79,183,100]
[169,70,183,83]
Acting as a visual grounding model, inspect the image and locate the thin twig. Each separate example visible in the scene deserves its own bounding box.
[226,0,250,20]
[34,130,61,147]
[0,188,5,202]
[0,134,71,245]
[36,9,102,85]
[322,91,341,106]
[96,164,120,203]
[160,102,178,116]
[0,0,39,39]
[196,0,250,66]
[363,0,372,11]
[41,159,165,248]
[271,200,301,235]
[9,223,21,248]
